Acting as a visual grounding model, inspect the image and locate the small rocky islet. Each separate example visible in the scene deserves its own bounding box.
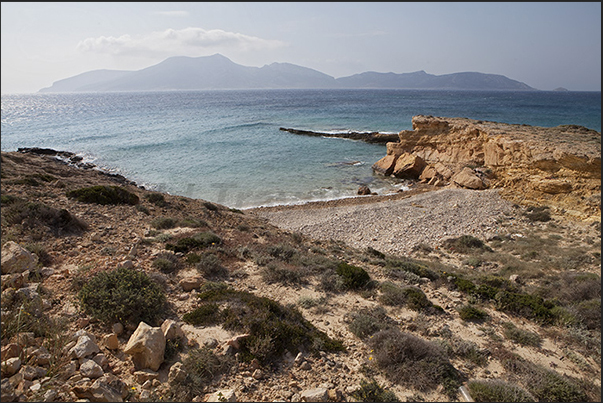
[1,116,600,402]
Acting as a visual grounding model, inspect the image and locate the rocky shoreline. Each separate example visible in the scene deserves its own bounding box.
[1,116,600,403]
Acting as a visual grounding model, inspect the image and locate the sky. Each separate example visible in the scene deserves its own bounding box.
[1,2,601,94]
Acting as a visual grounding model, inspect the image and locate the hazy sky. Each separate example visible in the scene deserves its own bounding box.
[2,2,601,93]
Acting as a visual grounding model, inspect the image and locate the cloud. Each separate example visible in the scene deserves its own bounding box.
[76,27,287,58]
[153,11,189,17]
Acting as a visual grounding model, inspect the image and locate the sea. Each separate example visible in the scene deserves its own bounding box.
[1,89,601,209]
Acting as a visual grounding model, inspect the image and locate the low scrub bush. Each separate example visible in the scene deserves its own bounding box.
[379,282,434,312]
[458,304,489,322]
[346,306,396,340]
[351,378,400,402]
[66,185,139,205]
[495,291,556,324]
[151,216,178,230]
[369,328,460,398]
[151,252,182,274]
[169,346,233,400]
[196,254,228,279]
[385,258,439,281]
[502,322,541,347]
[3,199,87,236]
[467,379,535,402]
[336,261,371,290]
[503,355,587,402]
[184,286,345,364]
[260,261,308,285]
[78,267,166,325]
[443,235,492,254]
[166,232,221,253]
[145,192,168,207]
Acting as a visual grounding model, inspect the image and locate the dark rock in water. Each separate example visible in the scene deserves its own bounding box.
[279,127,398,144]
[357,186,372,195]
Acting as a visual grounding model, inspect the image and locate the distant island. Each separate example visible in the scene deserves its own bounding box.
[38,53,536,93]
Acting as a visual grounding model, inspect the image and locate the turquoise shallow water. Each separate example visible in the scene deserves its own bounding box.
[1,89,600,208]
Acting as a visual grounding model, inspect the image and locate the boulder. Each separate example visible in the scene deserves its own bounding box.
[392,153,427,179]
[535,179,573,194]
[1,357,21,377]
[80,359,104,379]
[1,242,38,274]
[179,276,203,292]
[372,154,398,176]
[301,387,329,402]
[123,322,165,371]
[357,186,371,195]
[451,167,486,190]
[161,319,185,341]
[69,335,100,359]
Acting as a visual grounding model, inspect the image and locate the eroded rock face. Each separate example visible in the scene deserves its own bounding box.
[372,115,601,219]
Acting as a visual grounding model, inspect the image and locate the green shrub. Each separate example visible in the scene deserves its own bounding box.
[151,252,182,274]
[495,291,556,324]
[196,254,228,278]
[379,282,433,312]
[571,298,601,330]
[458,304,489,321]
[503,356,587,402]
[203,201,218,211]
[188,287,345,364]
[266,243,298,262]
[260,261,308,285]
[502,322,541,347]
[351,379,400,402]
[145,192,168,207]
[346,306,395,340]
[166,232,221,253]
[182,303,221,326]
[369,328,460,398]
[66,185,139,205]
[151,216,178,230]
[78,267,166,325]
[3,200,87,236]
[366,246,386,260]
[336,261,370,290]
[468,379,535,402]
[443,235,492,254]
[385,258,439,281]
[170,346,233,400]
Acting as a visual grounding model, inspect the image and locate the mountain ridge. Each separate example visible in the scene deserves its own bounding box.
[38,53,537,93]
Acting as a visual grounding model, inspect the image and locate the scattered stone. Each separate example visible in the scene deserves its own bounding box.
[206,389,237,402]
[112,323,124,336]
[226,334,249,350]
[179,276,203,292]
[123,322,166,371]
[69,335,100,359]
[1,357,21,377]
[79,359,104,379]
[133,369,159,384]
[1,241,38,274]
[357,186,371,195]
[300,387,328,402]
[103,334,119,350]
[161,319,185,341]
[168,362,187,385]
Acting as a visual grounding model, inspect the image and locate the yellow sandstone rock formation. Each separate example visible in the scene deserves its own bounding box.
[373,115,601,220]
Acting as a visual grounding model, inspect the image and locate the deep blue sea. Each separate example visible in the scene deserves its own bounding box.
[1,89,600,208]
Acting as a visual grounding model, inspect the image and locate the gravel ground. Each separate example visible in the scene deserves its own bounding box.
[250,188,518,256]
